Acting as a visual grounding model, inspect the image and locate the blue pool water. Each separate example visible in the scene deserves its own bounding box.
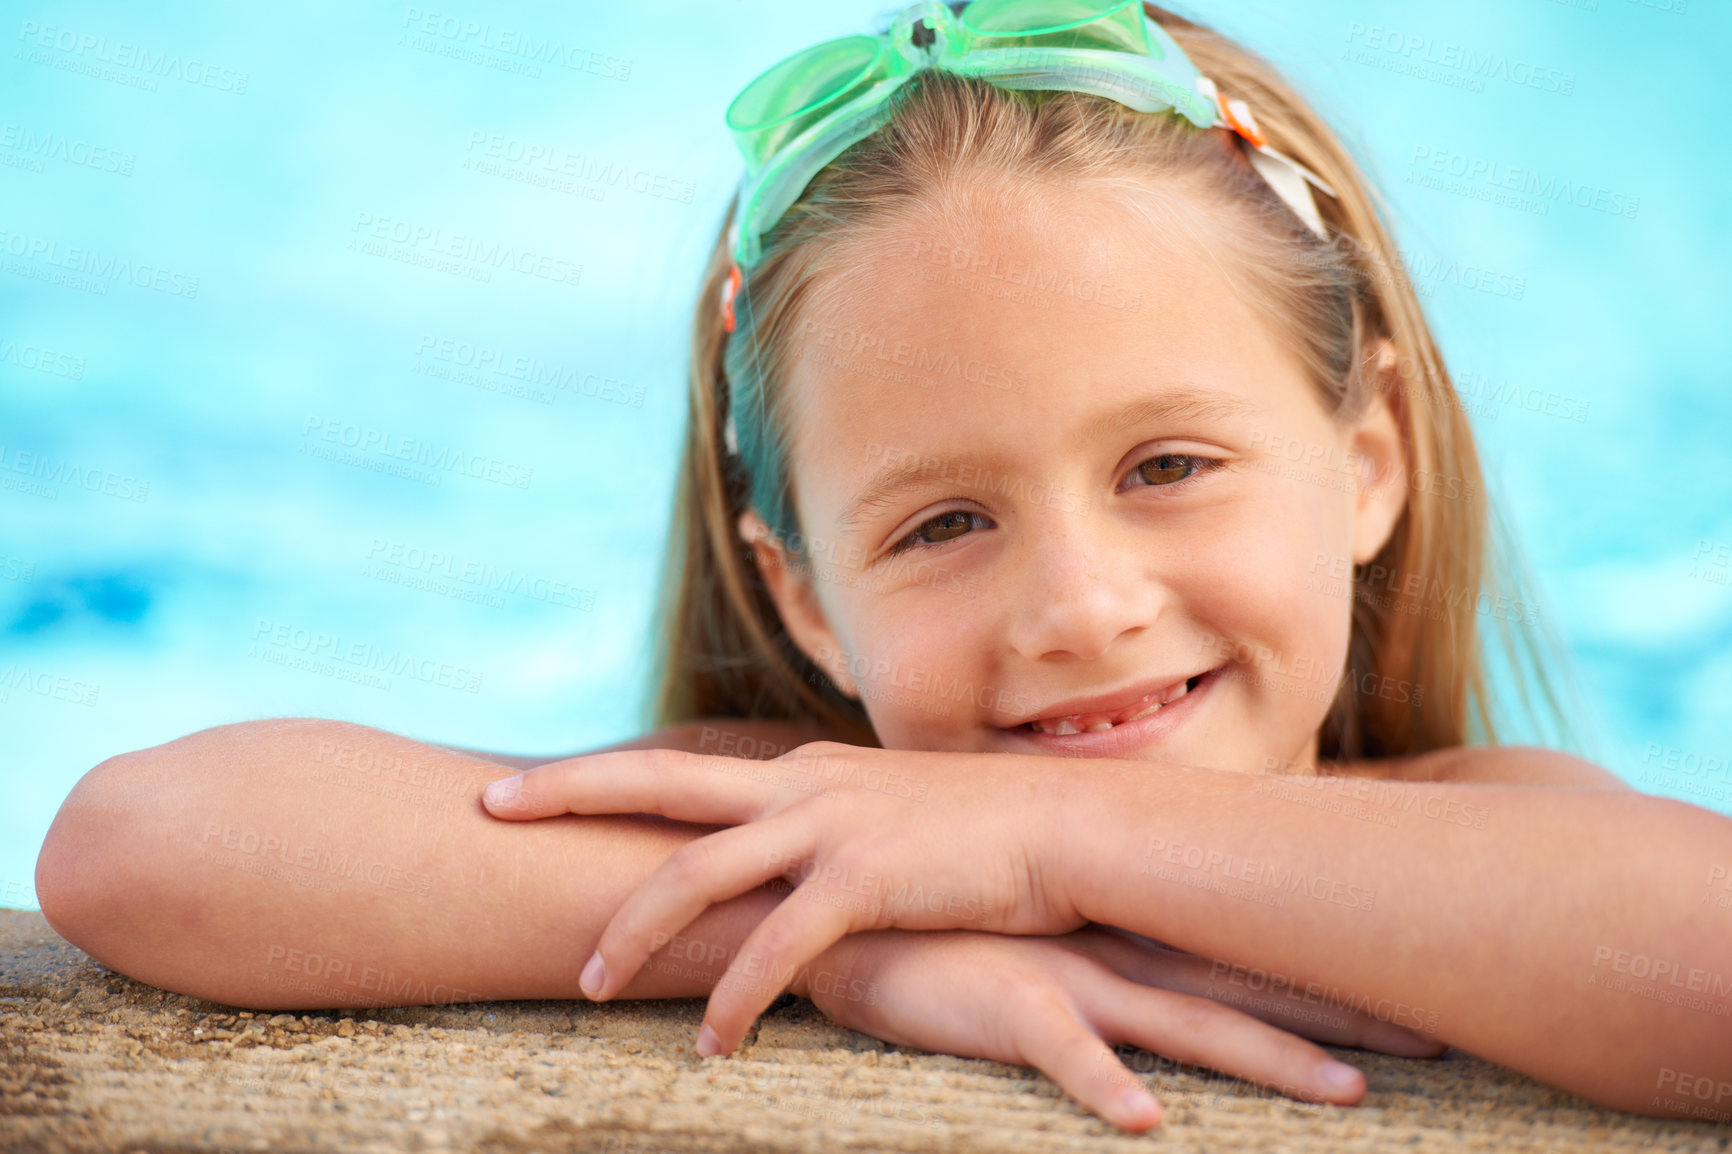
[2,0,1729,909]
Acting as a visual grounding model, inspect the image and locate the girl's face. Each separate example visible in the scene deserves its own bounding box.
[747,183,1408,773]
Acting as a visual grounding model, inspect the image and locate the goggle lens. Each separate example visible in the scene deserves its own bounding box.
[727,36,890,171]
[961,0,1149,54]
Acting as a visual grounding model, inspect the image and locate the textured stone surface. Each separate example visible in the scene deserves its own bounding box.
[2,909,1728,1153]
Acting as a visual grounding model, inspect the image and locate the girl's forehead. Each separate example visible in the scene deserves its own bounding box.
[791,195,1302,432]
[778,231,1331,528]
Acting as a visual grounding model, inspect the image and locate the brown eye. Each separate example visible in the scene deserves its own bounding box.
[887,509,992,556]
[917,510,974,544]
[1136,454,1199,486]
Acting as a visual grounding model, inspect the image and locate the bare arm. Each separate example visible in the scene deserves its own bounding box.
[1068,746,1732,1117]
[32,717,827,1009]
[436,717,842,772]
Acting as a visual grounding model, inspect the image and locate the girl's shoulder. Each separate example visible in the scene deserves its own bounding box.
[1322,746,1629,790]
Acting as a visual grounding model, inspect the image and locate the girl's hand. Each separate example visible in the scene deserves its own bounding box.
[482,742,1094,1051]
[790,926,1443,1132]
[1059,926,1446,1058]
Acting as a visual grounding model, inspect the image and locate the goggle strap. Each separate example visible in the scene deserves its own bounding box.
[721,264,743,333]
[1246,146,1329,241]
[1196,75,1335,239]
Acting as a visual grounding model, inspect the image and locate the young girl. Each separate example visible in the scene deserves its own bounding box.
[34,0,1728,1136]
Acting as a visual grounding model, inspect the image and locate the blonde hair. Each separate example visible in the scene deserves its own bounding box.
[651,3,1578,761]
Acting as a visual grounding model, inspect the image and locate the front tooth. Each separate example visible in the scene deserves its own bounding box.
[1053,718,1081,736]
[1084,721,1113,733]
[1123,701,1163,723]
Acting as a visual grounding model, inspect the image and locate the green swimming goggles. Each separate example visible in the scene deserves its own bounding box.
[722,0,1338,277]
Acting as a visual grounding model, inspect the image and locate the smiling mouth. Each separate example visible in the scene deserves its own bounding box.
[1018,673,1206,736]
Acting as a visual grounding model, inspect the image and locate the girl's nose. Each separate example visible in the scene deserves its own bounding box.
[1001,513,1164,663]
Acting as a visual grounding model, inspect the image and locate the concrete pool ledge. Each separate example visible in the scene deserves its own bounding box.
[1,909,1723,1153]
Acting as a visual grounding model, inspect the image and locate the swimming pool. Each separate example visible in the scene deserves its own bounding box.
[2,0,1728,908]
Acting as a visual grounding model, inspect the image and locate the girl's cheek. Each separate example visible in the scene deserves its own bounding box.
[843,592,994,746]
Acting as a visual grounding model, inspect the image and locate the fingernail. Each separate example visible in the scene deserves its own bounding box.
[1116,1085,1161,1127]
[696,1024,724,1058]
[484,775,522,807]
[579,951,607,999]
[1321,1059,1362,1093]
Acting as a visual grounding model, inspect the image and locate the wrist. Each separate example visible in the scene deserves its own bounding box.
[1052,760,1135,924]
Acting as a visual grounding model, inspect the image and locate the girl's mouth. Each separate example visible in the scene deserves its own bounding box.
[1020,672,1206,736]
[1000,668,1221,755]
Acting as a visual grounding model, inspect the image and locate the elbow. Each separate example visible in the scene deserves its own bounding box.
[33,751,155,964]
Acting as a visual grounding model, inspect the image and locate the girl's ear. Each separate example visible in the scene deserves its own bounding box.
[736,510,862,699]
[1349,340,1409,565]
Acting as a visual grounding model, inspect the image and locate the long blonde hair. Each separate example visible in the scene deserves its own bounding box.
[651,3,1578,760]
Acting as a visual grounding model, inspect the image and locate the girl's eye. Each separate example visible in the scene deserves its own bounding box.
[888,509,991,555]
[1124,453,1216,490]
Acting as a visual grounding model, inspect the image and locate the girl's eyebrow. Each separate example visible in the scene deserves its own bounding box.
[839,452,989,531]
[838,389,1259,531]
[1077,388,1260,444]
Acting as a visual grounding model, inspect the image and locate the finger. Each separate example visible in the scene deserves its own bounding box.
[586,819,818,1001]
[1005,986,1163,1131]
[698,882,862,1056]
[1072,932,1445,1058]
[480,748,794,824]
[1081,978,1365,1107]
